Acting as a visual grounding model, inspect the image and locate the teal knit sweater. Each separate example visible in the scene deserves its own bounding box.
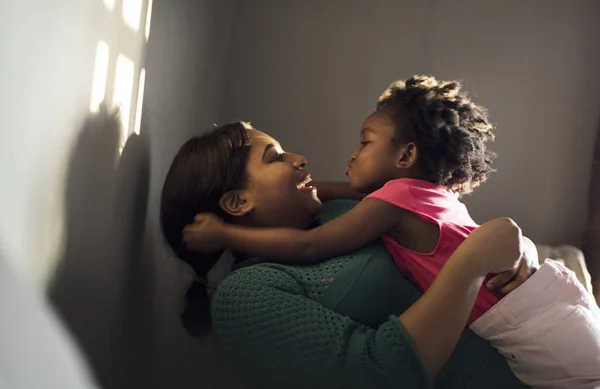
[212,200,528,389]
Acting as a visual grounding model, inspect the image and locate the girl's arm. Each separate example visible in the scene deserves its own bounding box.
[312,181,365,202]
[184,198,405,263]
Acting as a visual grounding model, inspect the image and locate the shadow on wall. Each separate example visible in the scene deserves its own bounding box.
[48,108,155,389]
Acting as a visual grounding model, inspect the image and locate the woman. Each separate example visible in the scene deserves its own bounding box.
[160,122,533,388]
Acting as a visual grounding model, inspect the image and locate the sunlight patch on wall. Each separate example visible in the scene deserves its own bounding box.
[88,0,152,151]
[102,0,115,11]
[89,41,110,112]
[112,53,135,146]
[133,68,146,135]
[122,0,143,32]
[145,0,153,41]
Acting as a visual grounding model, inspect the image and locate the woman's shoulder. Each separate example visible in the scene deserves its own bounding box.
[215,263,304,296]
[213,240,406,332]
[213,237,388,312]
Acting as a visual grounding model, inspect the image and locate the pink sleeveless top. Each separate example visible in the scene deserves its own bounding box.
[366,178,500,324]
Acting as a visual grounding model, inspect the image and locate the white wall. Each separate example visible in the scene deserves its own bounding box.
[139,0,244,387]
[222,0,600,247]
[0,253,99,389]
[0,0,149,285]
[50,0,245,387]
[0,0,150,387]
[1,0,243,388]
[0,0,99,286]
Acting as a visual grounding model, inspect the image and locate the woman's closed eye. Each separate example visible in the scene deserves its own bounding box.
[271,153,285,162]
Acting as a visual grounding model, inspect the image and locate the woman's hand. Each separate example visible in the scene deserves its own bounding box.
[182,213,227,254]
[454,217,524,277]
[485,236,539,295]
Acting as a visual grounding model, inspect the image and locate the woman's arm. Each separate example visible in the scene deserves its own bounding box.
[213,218,523,387]
[401,217,522,374]
[184,198,405,262]
[312,181,365,202]
[400,253,485,375]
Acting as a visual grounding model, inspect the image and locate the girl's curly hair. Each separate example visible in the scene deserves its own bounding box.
[378,75,496,195]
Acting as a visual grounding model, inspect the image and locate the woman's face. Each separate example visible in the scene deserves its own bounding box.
[240,129,322,229]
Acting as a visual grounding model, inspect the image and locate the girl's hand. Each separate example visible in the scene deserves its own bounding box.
[182,213,227,254]
[454,217,524,277]
[486,237,539,295]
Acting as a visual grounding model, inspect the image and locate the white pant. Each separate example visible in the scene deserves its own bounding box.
[470,260,600,389]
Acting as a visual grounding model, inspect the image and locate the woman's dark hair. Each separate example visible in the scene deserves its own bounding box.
[160,121,252,336]
[377,75,496,195]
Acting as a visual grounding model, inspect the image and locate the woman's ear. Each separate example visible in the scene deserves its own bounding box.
[219,190,254,217]
[396,142,418,169]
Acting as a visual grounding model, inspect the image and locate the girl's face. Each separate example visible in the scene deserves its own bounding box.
[239,129,322,229]
[346,108,408,193]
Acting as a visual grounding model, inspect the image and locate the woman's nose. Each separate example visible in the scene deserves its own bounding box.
[291,154,307,169]
[350,150,357,161]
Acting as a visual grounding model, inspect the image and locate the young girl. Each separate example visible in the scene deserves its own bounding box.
[183,76,600,388]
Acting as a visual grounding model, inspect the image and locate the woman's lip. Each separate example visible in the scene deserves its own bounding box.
[299,185,316,193]
[297,173,312,188]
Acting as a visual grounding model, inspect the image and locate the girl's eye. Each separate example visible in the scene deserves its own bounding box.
[360,141,370,146]
[272,153,285,162]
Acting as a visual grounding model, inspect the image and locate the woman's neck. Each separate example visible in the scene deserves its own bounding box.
[230,218,319,264]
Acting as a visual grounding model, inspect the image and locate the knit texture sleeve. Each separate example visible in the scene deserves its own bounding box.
[211,264,433,389]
